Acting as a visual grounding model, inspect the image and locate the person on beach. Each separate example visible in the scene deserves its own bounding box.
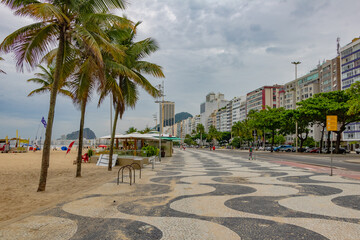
[212,146,215,151]
[249,147,253,160]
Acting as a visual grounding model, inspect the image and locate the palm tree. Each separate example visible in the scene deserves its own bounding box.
[100,22,164,171]
[196,123,205,146]
[0,56,5,74]
[0,0,127,191]
[207,125,220,146]
[71,53,101,177]
[67,16,129,178]
[27,65,72,98]
[126,127,138,134]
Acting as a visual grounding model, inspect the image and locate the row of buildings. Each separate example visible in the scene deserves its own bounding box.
[171,37,360,144]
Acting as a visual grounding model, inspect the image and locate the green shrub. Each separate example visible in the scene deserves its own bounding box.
[88,148,94,157]
[141,145,159,157]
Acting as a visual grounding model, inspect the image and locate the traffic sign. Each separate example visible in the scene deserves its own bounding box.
[326,115,338,131]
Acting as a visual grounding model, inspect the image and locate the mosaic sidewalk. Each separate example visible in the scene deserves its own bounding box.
[1,149,360,240]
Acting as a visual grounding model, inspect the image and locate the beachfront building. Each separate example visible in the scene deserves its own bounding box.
[279,67,322,143]
[216,107,228,132]
[207,110,217,129]
[231,96,246,124]
[226,101,232,132]
[160,101,175,132]
[246,85,284,114]
[340,37,360,141]
[199,92,229,131]
[319,57,341,93]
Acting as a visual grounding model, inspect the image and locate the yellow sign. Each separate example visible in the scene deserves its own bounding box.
[326,115,338,131]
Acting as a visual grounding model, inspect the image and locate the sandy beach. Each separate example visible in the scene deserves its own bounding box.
[0,150,118,224]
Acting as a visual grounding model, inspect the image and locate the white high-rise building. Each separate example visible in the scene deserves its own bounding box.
[199,92,229,131]
[231,96,246,124]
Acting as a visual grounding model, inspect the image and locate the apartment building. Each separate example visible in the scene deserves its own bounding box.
[231,96,246,124]
[216,107,228,132]
[246,85,284,114]
[280,68,322,143]
[199,92,229,131]
[340,37,360,141]
[319,57,341,93]
[207,110,217,129]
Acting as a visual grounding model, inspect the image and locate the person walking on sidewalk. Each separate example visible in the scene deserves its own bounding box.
[249,147,253,160]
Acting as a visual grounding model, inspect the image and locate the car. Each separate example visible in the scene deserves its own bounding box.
[274,145,293,152]
[338,147,350,154]
[356,148,360,154]
[305,147,316,153]
[292,147,307,152]
[265,147,272,151]
[309,148,320,153]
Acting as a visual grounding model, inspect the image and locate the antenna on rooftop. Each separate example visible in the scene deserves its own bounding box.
[337,37,340,56]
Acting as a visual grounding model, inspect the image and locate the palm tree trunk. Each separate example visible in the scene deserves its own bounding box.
[37,26,66,192]
[76,99,87,177]
[108,103,119,171]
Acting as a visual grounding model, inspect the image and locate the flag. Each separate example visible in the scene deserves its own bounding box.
[41,117,47,128]
[66,141,75,154]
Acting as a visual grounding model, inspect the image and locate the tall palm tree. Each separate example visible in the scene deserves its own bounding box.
[196,123,205,146]
[0,0,127,191]
[99,22,164,171]
[27,65,72,98]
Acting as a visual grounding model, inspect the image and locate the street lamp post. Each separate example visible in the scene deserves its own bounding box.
[155,83,164,163]
[291,61,301,152]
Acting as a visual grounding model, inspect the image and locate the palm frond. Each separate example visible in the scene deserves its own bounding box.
[15,3,69,23]
[134,61,165,78]
[133,73,160,98]
[1,0,39,10]
[0,22,45,53]
[129,38,159,59]
[104,59,140,82]
[74,24,103,65]
[27,87,49,96]
[27,77,50,85]
[85,0,127,13]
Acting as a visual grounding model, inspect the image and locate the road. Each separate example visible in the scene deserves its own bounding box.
[214,149,360,172]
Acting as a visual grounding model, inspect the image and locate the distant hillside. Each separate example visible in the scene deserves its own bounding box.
[175,112,193,123]
[66,128,96,140]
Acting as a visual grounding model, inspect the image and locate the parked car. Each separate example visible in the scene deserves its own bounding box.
[323,147,349,154]
[274,145,293,152]
[305,147,315,153]
[338,147,350,154]
[309,148,320,153]
[292,147,307,152]
[265,147,272,151]
[355,148,360,154]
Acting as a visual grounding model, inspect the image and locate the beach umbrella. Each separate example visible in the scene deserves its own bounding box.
[98,145,107,148]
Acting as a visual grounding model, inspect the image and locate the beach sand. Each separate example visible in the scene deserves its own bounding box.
[0,150,118,224]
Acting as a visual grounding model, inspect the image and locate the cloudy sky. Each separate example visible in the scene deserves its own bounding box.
[0,0,359,140]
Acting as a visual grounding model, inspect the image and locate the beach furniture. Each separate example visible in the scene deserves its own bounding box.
[82,153,89,163]
[96,154,118,167]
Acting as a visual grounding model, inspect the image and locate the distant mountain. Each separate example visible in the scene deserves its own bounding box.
[66,128,96,140]
[175,112,193,123]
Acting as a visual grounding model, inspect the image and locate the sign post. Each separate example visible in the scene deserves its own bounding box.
[326,115,338,176]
